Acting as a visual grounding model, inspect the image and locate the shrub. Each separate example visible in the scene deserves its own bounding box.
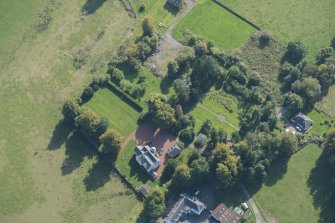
[142,16,155,37]
[285,41,307,65]
[167,61,179,76]
[259,32,271,47]
[194,133,208,148]
[139,4,145,12]
[179,127,195,143]
[81,86,94,101]
[110,68,124,86]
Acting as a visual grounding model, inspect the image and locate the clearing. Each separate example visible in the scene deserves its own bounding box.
[219,0,335,57]
[250,144,335,223]
[316,85,335,118]
[172,0,256,49]
[85,88,140,137]
[0,0,142,222]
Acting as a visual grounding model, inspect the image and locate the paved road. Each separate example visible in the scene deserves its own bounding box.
[240,184,266,223]
[198,104,239,130]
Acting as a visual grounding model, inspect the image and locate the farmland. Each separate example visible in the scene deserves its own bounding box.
[0,0,143,222]
[250,144,332,223]
[85,88,140,137]
[172,0,255,49]
[220,0,335,57]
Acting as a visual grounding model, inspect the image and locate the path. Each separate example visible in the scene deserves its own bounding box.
[146,0,196,76]
[240,184,266,223]
[198,104,239,130]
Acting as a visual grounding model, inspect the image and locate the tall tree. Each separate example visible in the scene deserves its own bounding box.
[143,188,165,219]
[62,98,81,122]
[171,164,192,191]
[190,157,210,184]
[142,16,155,37]
[99,128,123,155]
[76,108,101,137]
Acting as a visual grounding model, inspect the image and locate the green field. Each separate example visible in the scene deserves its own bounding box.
[220,0,335,57]
[316,85,335,118]
[251,144,323,223]
[172,0,256,49]
[306,109,333,137]
[0,0,142,222]
[85,88,139,137]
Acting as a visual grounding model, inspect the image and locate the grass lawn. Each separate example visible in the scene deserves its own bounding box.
[190,104,237,137]
[251,144,322,223]
[219,0,335,57]
[306,109,333,137]
[172,0,256,49]
[0,0,142,222]
[316,85,335,118]
[85,88,139,137]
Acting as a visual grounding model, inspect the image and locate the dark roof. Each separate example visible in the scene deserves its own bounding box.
[139,184,150,197]
[134,145,160,178]
[291,113,312,132]
[168,144,182,158]
[211,203,241,223]
[167,0,183,7]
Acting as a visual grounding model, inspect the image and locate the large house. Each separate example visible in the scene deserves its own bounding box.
[134,145,160,179]
[290,113,313,133]
[211,203,241,223]
[164,194,206,223]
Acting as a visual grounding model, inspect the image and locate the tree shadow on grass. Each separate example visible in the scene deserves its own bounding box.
[264,158,289,187]
[47,120,73,150]
[163,2,179,16]
[160,75,174,94]
[307,152,335,223]
[83,155,113,191]
[82,0,107,15]
[61,131,95,175]
[129,156,152,185]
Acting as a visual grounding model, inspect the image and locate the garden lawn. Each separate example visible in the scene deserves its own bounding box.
[172,0,255,49]
[190,104,237,137]
[306,109,333,137]
[316,85,335,118]
[220,0,335,57]
[251,144,322,223]
[85,88,139,137]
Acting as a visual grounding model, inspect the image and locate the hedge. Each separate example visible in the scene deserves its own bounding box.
[106,81,143,112]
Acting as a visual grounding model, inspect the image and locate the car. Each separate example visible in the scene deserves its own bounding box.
[159,147,163,156]
[241,202,249,211]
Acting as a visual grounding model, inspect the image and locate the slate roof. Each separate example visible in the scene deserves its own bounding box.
[134,145,160,179]
[211,203,241,223]
[164,194,206,223]
[167,0,183,8]
[291,112,313,132]
[168,144,182,158]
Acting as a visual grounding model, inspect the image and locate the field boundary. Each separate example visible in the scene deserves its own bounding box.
[106,82,143,112]
[212,0,261,31]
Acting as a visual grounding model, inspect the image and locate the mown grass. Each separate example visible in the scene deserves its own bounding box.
[0,0,141,222]
[85,88,139,137]
[219,0,335,57]
[306,109,334,137]
[251,144,322,223]
[316,85,335,118]
[172,0,255,49]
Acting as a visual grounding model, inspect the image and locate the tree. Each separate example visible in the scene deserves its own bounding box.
[194,133,208,148]
[316,47,334,64]
[228,66,247,85]
[254,163,267,181]
[279,133,298,158]
[179,127,195,143]
[259,32,271,47]
[292,77,321,104]
[62,98,80,122]
[81,86,94,101]
[110,68,124,86]
[171,164,192,191]
[167,61,179,76]
[177,114,195,130]
[154,103,176,129]
[76,108,101,136]
[143,188,165,219]
[316,64,335,89]
[199,119,213,137]
[332,36,335,50]
[284,93,304,118]
[142,16,155,37]
[173,78,191,102]
[99,128,123,155]
[285,41,307,64]
[190,157,210,184]
[175,104,184,120]
[213,144,238,188]
[324,128,335,167]
[194,41,208,56]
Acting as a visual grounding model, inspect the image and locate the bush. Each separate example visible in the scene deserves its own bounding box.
[142,16,155,37]
[285,41,307,65]
[138,71,146,83]
[110,68,124,86]
[259,32,271,47]
[194,133,208,148]
[167,61,179,77]
[139,4,145,12]
[81,86,94,101]
[179,127,195,144]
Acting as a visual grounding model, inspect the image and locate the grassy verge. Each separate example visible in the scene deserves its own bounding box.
[85,88,140,137]
[172,0,255,49]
